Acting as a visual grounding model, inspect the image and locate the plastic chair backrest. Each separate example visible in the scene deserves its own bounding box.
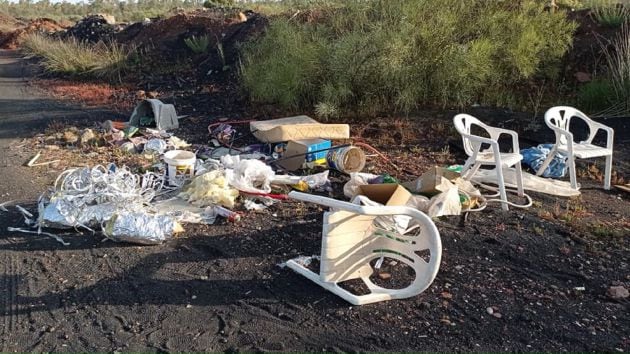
[453,113,487,157]
[544,106,591,146]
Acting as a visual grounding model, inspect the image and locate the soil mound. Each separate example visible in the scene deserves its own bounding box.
[0,18,65,49]
[117,9,266,57]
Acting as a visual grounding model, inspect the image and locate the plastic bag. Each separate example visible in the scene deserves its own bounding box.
[343,172,380,199]
[521,144,567,178]
[222,155,275,194]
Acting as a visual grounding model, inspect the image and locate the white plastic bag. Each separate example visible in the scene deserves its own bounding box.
[343,172,380,199]
[222,155,275,194]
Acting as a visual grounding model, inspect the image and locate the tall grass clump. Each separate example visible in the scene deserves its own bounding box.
[184,35,210,54]
[590,0,629,27]
[22,33,134,81]
[240,0,577,116]
[603,24,630,113]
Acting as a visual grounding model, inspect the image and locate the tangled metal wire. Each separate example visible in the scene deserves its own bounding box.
[39,164,167,231]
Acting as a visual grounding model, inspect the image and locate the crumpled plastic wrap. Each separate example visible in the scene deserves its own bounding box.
[103,212,182,245]
[179,170,240,208]
[221,155,275,194]
[144,138,168,154]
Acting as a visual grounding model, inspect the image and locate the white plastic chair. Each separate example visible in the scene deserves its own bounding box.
[537,106,614,190]
[453,114,524,211]
[286,191,442,306]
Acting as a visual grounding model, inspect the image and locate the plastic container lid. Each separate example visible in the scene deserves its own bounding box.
[163,150,196,166]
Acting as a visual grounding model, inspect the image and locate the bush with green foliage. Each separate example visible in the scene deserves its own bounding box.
[590,0,629,27]
[240,0,577,116]
[203,0,234,8]
[22,33,134,81]
[577,79,616,112]
[184,35,210,54]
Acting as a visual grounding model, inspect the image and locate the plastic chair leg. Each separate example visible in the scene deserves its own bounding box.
[535,147,556,177]
[568,156,578,190]
[495,165,509,211]
[515,163,525,197]
[604,155,612,190]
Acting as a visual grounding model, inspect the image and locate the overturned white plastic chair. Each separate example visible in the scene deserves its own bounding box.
[537,106,614,190]
[286,191,442,306]
[453,114,525,211]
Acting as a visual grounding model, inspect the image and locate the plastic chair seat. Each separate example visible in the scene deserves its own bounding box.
[477,152,523,166]
[556,142,612,159]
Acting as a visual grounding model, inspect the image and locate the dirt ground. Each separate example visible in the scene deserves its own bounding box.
[1,38,630,353]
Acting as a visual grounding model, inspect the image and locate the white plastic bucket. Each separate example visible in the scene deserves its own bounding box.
[163,150,196,186]
[326,146,366,174]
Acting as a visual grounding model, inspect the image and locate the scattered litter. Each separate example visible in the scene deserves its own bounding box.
[0,200,13,212]
[250,115,349,143]
[103,212,183,245]
[25,151,60,167]
[154,198,217,225]
[179,170,240,208]
[326,145,366,174]
[163,150,196,186]
[343,172,380,198]
[213,205,242,222]
[275,139,331,171]
[210,123,236,145]
[119,141,137,153]
[272,171,331,192]
[169,136,191,149]
[144,138,168,154]
[243,197,275,211]
[7,227,70,246]
[222,155,275,194]
[16,205,34,224]
[471,168,580,197]
[278,255,319,269]
[37,165,165,230]
[129,99,179,130]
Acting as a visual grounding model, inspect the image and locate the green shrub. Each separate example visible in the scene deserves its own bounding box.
[203,0,234,8]
[240,0,577,116]
[184,35,210,54]
[590,0,629,27]
[22,34,134,81]
[577,79,616,112]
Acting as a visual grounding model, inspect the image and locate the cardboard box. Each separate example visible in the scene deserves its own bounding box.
[277,139,331,171]
[402,166,460,195]
[357,184,411,206]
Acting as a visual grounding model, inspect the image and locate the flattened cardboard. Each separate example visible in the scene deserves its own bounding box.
[357,184,411,206]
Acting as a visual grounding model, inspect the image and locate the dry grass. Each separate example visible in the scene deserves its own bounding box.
[21,33,135,82]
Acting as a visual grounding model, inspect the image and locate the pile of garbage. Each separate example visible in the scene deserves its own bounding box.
[63,14,117,43]
[8,98,493,246]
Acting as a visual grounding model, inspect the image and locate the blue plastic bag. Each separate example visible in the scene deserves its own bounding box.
[520,144,567,178]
